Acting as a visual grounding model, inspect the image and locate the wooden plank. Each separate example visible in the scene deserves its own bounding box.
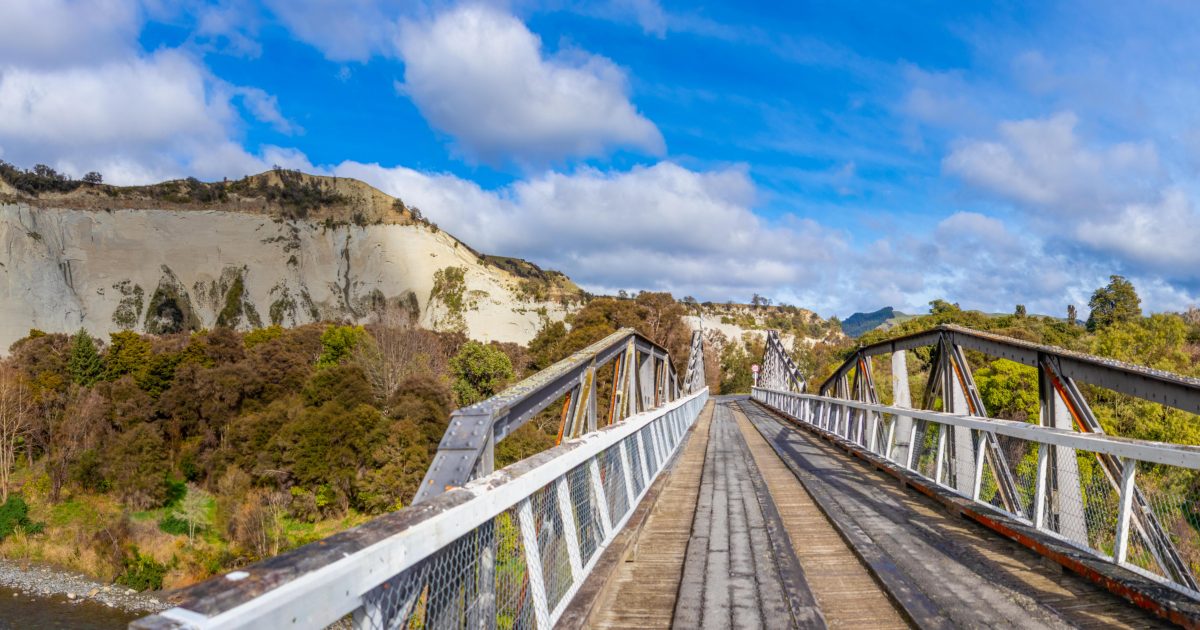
[579,401,715,629]
[730,404,909,629]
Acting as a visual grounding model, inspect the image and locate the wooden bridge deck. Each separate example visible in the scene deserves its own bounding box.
[583,397,1173,629]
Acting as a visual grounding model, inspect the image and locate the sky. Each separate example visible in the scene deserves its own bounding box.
[3,0,1200,319]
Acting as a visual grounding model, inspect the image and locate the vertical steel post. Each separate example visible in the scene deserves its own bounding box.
[972,430,987,501]
[1033,443,1050,529]
[1114,459,1138,564]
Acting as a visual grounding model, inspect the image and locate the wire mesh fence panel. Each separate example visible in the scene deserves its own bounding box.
[977,451,1003,508]
[1126,525,1170,580]
[358,515,500,630]
[640,426,659,477]
[870,413,890,457]
[994,433,1038,521]
[626,435,646,496]
[1042,448,1100,549]
[911,420,940,481]
[599,444,630,524]
[530,483,573,613]
[1133,463,1200,585]
[493,507,535,630]
[566,461,603,565]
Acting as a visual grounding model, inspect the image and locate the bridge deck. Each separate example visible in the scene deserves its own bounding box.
[585,397,1173,629]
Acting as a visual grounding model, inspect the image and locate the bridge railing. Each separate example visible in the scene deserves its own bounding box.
[753,387,1200,599]
[135,387,708,629]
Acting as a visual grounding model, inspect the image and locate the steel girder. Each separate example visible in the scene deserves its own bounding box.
[759,330,807,393]
[414,327,701,504]
[815,324,1200,590]
[682,329,707,395]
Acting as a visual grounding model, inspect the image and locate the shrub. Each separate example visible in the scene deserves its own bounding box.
[0,497,44,540]
[157,514,190,536]
[117,547,167,591]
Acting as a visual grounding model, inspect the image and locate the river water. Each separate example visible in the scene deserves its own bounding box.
[0,588,138,629]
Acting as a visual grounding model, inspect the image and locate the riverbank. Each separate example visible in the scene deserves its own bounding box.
[0,559,167,614]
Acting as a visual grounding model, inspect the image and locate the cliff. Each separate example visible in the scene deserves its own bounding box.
[0,170,583,350]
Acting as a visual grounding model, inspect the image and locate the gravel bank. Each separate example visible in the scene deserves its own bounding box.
[0,560,168,614]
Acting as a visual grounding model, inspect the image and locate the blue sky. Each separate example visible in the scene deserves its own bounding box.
[3,1,1200,318]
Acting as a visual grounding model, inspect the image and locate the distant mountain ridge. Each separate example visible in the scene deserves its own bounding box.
[840,306,907,337]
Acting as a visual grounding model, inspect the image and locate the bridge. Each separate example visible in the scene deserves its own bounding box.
[131,325,1200,629]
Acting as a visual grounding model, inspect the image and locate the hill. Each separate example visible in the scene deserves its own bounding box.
[841,307,897,337]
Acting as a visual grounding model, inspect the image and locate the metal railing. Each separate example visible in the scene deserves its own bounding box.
[752,387,1200,599]
[135,388,708,629]
[415,328,693,504]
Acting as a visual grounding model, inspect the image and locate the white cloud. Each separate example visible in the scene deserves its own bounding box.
[396,4,664,165]
[334,160,839,300]
[0,0,141,68]
[1075,188,1200,271]
[944,112,1162,215]
[235,87,299,135]
[0,0,306,184]
[263,0,398,62]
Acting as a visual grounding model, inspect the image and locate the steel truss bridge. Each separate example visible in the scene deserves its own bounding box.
[135,325,1200,629]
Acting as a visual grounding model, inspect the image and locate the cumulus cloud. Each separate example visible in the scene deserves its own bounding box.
[0,0,141,68]
[395,4,664,165]
[334,160,839,300]
[943,112,1162,216]
[0,0,304,184]
[943,111,1200,286]
[1075,188,1200,271]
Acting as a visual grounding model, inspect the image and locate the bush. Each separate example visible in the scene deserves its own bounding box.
[158,514,190,536]
[0,497,44,540]
[163,478,187,508]
[117,547,167,591]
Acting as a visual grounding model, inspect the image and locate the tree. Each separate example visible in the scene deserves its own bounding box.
[750,293,771,307]
[1014,304,1027,318]
[0,366,33,503]
[174,485,212,539]
[67,329,103,386]
[1067,304,1078,326]
[1087,275,1141,332]
[316,325,366,367]
[48,386,103,502]
[450,342,514,406]
[105,423,169,509]
[82,172,103,184]
[103,331,152,382]
[929,299,961,315]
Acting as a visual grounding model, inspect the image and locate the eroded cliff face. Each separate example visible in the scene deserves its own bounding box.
[0,204,572,350]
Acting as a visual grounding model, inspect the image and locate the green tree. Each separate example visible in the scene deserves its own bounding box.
[103,331,152,382]
[105,423,169,509]
[974,359,1039,422]
[1086,275,1141,331]
[1014,304,1027,318]
[316,325,366,367]
[67,329,102,386]
[450,341,514,406]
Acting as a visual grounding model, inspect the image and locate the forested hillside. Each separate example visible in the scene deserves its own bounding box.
[0,292,698,592]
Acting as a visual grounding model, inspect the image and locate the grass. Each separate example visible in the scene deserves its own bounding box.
[0,463,380,591]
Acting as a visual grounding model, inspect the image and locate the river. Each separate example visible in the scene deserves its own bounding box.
[0,588,139,629]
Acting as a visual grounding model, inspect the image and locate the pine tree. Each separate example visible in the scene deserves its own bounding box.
[67,329,102,386]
